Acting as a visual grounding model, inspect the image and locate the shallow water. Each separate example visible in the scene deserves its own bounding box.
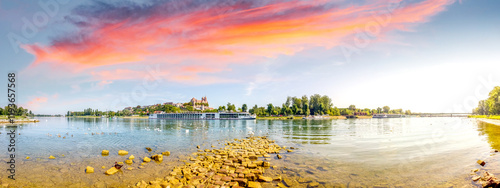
[0,117,498,187]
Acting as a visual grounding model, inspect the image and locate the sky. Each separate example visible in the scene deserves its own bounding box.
[1,0,500,114]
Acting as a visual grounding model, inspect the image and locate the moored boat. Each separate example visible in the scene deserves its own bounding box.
[149,112,256,120]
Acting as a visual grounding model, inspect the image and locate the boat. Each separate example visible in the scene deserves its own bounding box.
[149,112,256,120]
[372,114,402,118]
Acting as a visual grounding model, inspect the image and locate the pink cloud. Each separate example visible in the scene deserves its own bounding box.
[21,0,455,84]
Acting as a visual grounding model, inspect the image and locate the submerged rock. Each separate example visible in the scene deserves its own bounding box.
[118,150,128,155]
[85,166,94,173]
[105,167,119,175]
[477,160,486,166]
[146,147,152,152]
[101,150,109,155]
[248,181,262,188]
[49,155,55,159]
[151,154,163,162]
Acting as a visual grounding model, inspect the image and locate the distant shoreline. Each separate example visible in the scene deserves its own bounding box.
[67,116,149,119]
[0,119,39,124]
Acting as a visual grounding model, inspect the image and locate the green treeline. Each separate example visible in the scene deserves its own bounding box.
[473,86,500,115]
[67,94,412,117]
[67,104,219,117]
[0,105,33,116]
[247,94,411,117]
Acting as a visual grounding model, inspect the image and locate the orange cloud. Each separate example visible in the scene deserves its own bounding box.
[24,96,49,111]
[22,0,455,84]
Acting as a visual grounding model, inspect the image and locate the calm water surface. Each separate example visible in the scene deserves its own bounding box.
[0,117,499,187]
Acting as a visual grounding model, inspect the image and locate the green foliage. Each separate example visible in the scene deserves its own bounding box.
[242,104,248,112]
[474,86,500,115]
[227,103,236,112]
[383,106,390,113]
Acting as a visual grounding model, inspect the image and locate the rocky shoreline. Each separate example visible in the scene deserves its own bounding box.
[126,136,324,188]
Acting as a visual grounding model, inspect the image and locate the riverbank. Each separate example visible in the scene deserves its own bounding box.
[477,118,500,126]
[469,115,500,120]
[257,116,350,120]
[132,136,331,188]
[67,116,149,119]
[0,119,39,124]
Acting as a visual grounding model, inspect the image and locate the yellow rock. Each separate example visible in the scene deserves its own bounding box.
[117,162,124,165]
[86,166,94,173]
[162,151,170,156]
[105,167,119,175]
[152,154,163,162]
[127,167,133,171]
[263,161,270,167]
[248,181,262,188]
[118,150,128,155]
[141,162,145,166]
[144,157,151,163]
[129,155,135,160]
[258,175,272,182]
[102,150,109,155]
[49,155,56,159]
[125,159,133,165]
[102,166,105,169]
[26,156,30,159]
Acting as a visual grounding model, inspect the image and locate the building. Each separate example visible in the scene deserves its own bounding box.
[190,96,209,110]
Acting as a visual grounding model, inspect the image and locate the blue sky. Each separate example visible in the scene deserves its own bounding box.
[1,0,499,114]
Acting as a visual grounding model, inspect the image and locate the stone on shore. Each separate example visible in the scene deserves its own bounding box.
[258,175,273,182]
[49,155,56,159]
[162,151,170,156]
[85,166,94,173]
[146,147,152,152]
[152,154,163,162]
[118,150,128,155]
[477,160,486,166]
[248,181,262,188]
[101,150,109,155]
[125,159,133,165]
[105,167,119,175]
[129,155,135,160]
[277,154,282,159]
[143,157,151,163]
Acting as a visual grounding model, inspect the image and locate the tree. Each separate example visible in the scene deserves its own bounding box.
[304,104,310,116]
[242,104,248,112]
[227,103,236,112]
[267,103,274,116]
[0,107,3,115]
[332,107,340,116]
[405,110,412,115]
[349,105,356,111]
[301,95,309,114]
[488,86,500,115]
[285,96,292,108]
[383,106,390,113]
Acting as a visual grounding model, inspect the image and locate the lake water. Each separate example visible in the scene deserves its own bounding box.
[0,117,499,187]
